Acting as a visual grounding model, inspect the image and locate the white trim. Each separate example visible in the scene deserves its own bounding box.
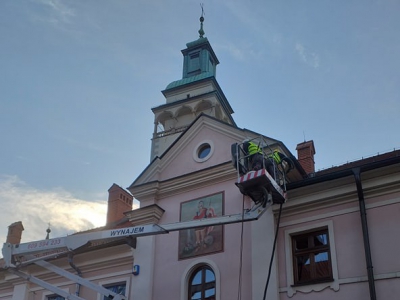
[280,271,400,293]
[284,220,339,297]
[280,196,400,228]
[193,140,214,163]
[180,258,220,300]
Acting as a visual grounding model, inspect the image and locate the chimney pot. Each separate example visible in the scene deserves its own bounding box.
[7,221,24,245]
[106,184,134,225]
[296,140,316,175]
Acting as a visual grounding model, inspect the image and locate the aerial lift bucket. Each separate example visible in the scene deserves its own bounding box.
[231,141,288,206]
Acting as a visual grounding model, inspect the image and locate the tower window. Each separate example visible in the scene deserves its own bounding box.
[188,52,201,74]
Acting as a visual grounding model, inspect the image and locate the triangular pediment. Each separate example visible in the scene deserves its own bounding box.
[129,114,281,187]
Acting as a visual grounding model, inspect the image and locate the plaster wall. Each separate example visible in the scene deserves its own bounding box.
[366,200,400,274]
[160,126,235,180]
[277,184,400,300]
[150,179,254,300]
[279,281,370,300]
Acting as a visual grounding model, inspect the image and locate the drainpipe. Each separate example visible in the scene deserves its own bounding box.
[68,254,82,297]
[352,168,377,300]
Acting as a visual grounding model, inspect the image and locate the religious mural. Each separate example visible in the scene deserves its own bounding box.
[178,192,224,259]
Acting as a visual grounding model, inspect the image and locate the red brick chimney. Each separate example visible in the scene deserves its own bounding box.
[6,221,24,244]
[107,184,133,225]
[296,140,316,175]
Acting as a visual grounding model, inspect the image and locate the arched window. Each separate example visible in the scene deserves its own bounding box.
[188,265,216,300]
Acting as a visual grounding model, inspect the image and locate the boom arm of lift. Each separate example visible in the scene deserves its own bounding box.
[2,146,287,300]
[2,197,283,299]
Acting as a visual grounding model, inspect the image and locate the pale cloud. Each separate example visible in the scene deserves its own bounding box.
[31,0,76,25]
[295,43,307,62]
[0,175,108,247]
[295,43,320,69]
[223,43,245,61]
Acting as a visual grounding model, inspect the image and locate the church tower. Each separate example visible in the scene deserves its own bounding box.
[150,13,236,160]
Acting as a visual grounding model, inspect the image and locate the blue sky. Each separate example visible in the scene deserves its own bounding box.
[1,0,399,244]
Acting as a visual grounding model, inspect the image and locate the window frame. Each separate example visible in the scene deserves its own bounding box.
[291,227,333,285]
[284,220,339,297]
[187,265,216,300]
[193,140,214,163]
[102,282,126,300]
[181,259,220,300]
[97,277,130,300]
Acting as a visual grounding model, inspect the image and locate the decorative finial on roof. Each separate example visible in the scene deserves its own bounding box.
[45,223,51,240]
[198,3,205,38]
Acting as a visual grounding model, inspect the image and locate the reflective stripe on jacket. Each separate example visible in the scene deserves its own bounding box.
[271,151,282,164]
[248,142,262,155]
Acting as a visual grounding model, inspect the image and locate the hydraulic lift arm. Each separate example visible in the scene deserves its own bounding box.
[2,163,286,300]
[2,200,273,269]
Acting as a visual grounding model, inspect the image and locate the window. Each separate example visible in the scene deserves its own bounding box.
[47,296,65,300]
[291,227,332,285]
[198,144,211,159]
[284,221,339,297]
[193,140,214,163]
[188,52,201,75]
[103,282,126,300]
[188,265,216,300]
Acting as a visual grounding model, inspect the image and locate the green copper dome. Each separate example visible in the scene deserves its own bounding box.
[165,71,213,90]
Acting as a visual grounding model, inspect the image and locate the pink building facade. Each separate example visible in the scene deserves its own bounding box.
[1,16,399,300]
[277,149,400,300]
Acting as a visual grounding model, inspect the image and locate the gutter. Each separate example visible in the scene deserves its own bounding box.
[353,168,377,300]
[68,254,82,297]
[287,153,400,190]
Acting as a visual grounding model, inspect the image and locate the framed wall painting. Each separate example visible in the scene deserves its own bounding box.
[178,192,224,260]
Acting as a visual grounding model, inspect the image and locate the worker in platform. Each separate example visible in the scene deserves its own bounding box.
[243,141,293,176]
[269,150,294,175]
[243,141,269,171]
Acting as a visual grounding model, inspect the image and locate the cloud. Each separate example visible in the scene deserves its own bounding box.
[221,43,246,61]
[295,43,320,69]
[31,0,76,25]
[0,175,108,247]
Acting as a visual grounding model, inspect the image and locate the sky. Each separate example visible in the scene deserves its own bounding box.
[1,0,399,245]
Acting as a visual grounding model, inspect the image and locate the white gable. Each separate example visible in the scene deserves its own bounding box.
[132,115,279,186]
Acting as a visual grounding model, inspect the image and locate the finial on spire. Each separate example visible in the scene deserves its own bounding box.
[198,3,205,38]
[45,223,51,240]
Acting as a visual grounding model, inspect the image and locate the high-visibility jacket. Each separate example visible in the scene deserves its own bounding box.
[270,150,282,164]
[248,142,262,155]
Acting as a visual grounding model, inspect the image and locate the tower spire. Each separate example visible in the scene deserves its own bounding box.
[198,3,205,38]
[45,223,51,240]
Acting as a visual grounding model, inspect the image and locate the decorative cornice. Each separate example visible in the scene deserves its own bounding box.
[130,162,236,200]
[124,204,165,226]
[276,167,400,218]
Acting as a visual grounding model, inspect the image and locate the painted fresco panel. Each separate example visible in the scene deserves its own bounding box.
[178,192,224,259]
